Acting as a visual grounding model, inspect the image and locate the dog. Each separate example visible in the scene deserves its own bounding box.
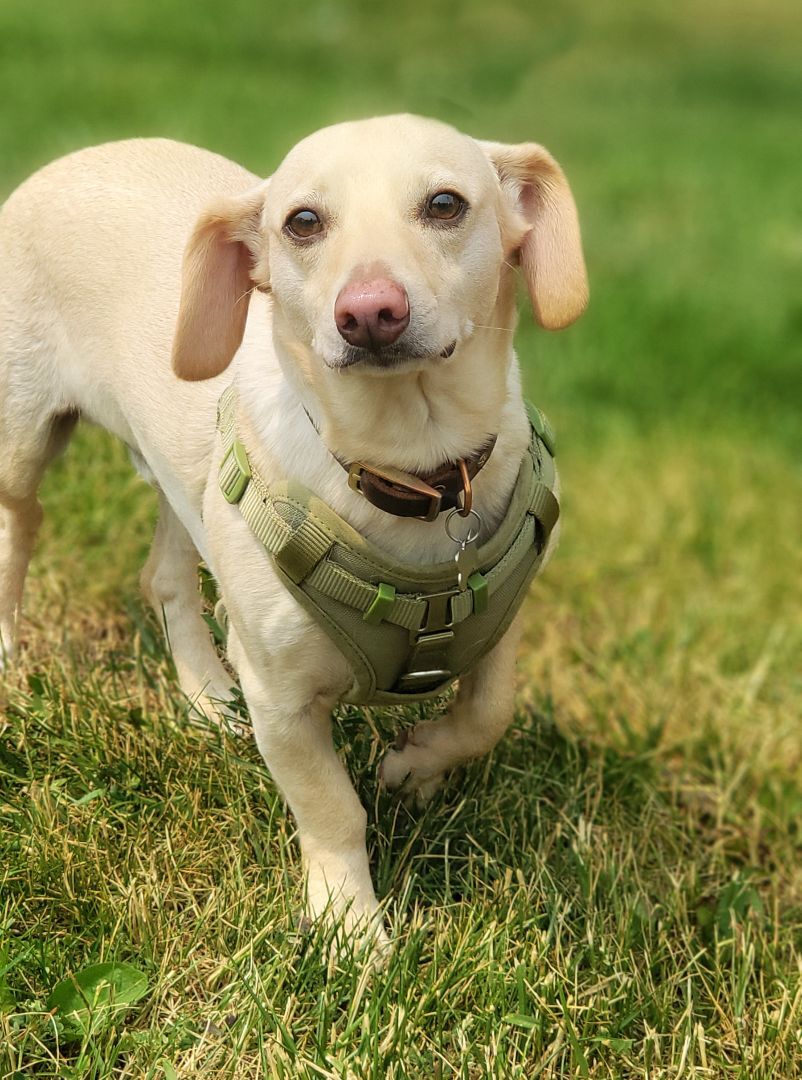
[0,114,587,952]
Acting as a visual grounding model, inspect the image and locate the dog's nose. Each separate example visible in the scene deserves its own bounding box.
[334,278,410,349]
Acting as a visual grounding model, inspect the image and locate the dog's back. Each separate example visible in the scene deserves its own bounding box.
[0,139,257,441]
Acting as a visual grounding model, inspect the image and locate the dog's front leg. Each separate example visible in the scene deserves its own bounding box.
[381,614,523,804]
[231,636,387,954]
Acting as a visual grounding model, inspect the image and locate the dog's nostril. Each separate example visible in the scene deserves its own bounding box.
[378,307,400,325]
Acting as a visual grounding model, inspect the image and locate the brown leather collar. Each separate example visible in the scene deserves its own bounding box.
[303,405,496,520]
[346,438,497,521]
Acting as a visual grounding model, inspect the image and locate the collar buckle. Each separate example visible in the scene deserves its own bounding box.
[348,461,443,521]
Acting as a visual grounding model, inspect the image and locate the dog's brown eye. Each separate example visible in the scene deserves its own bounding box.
[426,191,466,222]
[285,209,323,239]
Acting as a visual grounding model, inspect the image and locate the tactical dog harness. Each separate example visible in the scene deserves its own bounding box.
[217,387,559,705]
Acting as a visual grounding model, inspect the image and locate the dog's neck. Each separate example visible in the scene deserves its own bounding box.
[231,286,531,554]
[269,273,521,476]
[279,331,513,475]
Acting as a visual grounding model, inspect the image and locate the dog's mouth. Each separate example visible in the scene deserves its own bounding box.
[331,340,458,372]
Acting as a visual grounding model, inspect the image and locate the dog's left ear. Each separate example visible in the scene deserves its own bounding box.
[172,181,269,381]
[480,141,588,329]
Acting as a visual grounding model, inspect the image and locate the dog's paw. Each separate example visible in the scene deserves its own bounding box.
[326,913,392,971]
[305,858,390,966]
[379,724,447,805]
[188,686,251,738]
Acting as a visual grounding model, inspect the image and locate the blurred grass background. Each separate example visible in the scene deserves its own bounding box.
[1,0,801,1075]
[2,0,800,452]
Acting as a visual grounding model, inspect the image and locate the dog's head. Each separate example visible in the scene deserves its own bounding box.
[172,114,587,381]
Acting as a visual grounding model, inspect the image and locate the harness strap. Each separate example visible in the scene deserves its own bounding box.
[216,386,559,699]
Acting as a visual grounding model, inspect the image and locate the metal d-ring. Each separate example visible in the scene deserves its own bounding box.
[445,507,482,546]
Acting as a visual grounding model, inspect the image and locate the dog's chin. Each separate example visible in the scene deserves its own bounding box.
[327,340,458,375]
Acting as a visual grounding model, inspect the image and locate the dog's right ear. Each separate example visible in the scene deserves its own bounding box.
[172,182,269,381]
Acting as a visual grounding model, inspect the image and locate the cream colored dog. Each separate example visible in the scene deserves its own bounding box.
[0,115,586,950]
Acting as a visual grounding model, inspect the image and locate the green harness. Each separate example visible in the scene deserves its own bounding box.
[216,387,559,705]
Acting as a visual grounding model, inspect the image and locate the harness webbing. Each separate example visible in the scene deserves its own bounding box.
[216,387,559,704]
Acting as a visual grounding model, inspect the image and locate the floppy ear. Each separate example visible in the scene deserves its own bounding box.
[172,182,269,381]
[480,141,588,329]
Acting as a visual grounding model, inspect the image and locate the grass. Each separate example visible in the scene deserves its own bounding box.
[1,0,801,1075]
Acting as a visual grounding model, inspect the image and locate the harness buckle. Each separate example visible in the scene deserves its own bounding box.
[420,587,459,633]
[394,587,460,692]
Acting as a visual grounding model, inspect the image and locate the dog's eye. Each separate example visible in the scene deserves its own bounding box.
[425,191,467,222]
[285,208,323,239]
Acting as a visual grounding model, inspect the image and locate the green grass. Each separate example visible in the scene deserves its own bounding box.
[1,0,801,1075]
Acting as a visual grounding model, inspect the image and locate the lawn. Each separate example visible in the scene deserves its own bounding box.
[1,0,801,1076]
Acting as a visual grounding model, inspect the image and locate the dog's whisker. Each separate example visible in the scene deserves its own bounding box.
[235,285,259,306]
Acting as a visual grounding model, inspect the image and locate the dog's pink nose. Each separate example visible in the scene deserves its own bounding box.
[334,278,410,349]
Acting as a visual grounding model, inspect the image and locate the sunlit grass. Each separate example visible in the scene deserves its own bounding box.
[2,426,799,1077]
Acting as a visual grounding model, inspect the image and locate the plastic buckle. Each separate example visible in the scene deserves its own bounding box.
[220,439,251,504]
[363,582,396,625]
[419,587,460,634]
[467,572,488,615]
